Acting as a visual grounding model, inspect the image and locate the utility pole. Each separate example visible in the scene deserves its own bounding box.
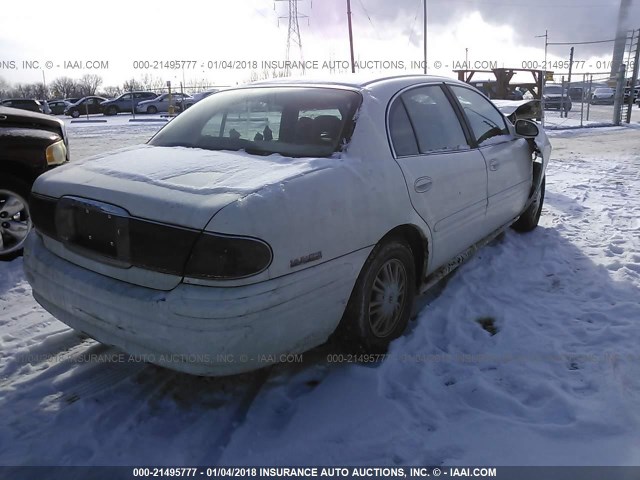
[535,30,549,114]
[625,29,639,123]
[347,0,355,73]
[423,0,427,74]
[276,0,308,74]
[564,46,574,117]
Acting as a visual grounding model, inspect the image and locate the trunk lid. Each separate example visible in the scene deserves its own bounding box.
[33,144,333,230]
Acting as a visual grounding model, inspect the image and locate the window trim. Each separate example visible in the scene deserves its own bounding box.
[386,82,474,159]
[443,83,513,148]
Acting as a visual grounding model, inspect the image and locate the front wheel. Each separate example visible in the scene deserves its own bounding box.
[339,239,416,352]
[147,105,158,114]
[71,110,80,118]
[512,177,545,232]
[106,105,118,116]
[0,175,33,261]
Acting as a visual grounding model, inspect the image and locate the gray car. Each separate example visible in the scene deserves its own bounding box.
[100,91,158,115]
[135,93,194,114]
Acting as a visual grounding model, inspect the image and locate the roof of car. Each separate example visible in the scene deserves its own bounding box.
[248,74,466,90]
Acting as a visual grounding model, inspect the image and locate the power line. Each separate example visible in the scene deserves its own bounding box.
[548,38,621,46]
[407,0,421,46]
[355,0,380,39]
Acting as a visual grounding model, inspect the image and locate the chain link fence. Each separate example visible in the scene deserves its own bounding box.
[543,71,638,129]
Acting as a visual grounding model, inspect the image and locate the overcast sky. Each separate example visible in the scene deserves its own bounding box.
[1,0,638,89]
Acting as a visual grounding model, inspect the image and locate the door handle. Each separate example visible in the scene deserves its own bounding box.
[414,177,433,193]
[489,159,500,171]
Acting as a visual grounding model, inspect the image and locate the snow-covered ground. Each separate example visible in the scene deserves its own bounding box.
[1,123,640,467]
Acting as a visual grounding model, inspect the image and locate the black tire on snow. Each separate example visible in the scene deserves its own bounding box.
[512,177,545,232]
[338,238,416,352]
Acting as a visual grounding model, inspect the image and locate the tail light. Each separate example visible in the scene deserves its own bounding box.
[30,194,272,280]
[185,233,272,279]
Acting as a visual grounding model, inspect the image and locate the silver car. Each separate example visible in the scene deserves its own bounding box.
[135,93,194,114]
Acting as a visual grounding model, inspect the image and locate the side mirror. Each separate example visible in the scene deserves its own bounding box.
[514,119,539,138]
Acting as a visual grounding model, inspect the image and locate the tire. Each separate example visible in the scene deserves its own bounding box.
[71,110,80,118]
[0,174,33,261]
[512,177,545,233]
[147,105,158,114]
[106,105,118,116]
[338,239,416,352]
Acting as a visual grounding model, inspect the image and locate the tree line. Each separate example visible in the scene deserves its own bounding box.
[0,74,222,100]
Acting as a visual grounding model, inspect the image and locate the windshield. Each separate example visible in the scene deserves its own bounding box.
[149,86,362,158]
[545,86,564,94]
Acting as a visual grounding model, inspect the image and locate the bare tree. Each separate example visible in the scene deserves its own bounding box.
[12,83,40,98]
[0,76,9,99]
[50,76,78,99]
[79,74,103,96]
[101,85,122,98]
[138,74,165,92]
[186,78,214,92]
[123,78,145,92]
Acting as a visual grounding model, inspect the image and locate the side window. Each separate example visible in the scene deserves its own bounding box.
[388,99,419,156]
[400,85,469,154]
[449,86,509,146]
[121,94,131,100]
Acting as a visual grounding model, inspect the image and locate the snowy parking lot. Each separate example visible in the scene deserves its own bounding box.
[1,121,640,466]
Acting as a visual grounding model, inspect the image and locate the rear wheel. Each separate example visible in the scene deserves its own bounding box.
[0,175,32,261]
[339,239,416,352]
[512,177,545,232]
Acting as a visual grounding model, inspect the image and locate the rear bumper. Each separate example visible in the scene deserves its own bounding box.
[24,233,369,376]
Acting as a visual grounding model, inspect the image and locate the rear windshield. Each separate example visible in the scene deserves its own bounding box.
[149,87,362,158]
[545,86,564,94]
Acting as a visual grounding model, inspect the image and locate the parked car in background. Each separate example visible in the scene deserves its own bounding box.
[543,85,572,112]
[64,96,108,118]
[189,88,220,104]
[64,98,81,105]
[47,100,71,115]
[623,87,639,104]
[590,87,615,105]
[101,91,158,115]
[135,93,194,114]
[568,87,584,101]
[0,106,69,260]
[24,75,551,376]
[0,99,44,113]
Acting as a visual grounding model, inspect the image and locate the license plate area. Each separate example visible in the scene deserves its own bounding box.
[55,197,131,267]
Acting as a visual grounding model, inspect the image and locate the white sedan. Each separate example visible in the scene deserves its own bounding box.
[24,75,551,376]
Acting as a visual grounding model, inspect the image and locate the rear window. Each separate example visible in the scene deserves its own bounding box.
[545,86,564,94]
[150,87,362,158]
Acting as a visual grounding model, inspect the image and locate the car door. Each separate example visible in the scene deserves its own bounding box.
[120,93,132,110]
[388,84,489,271]
[448,85,532,232]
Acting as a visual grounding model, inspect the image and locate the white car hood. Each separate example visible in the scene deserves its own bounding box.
[33,144,336,229]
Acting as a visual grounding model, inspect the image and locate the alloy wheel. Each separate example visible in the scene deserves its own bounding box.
[368,258,408,337]
[0,190,31,256]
